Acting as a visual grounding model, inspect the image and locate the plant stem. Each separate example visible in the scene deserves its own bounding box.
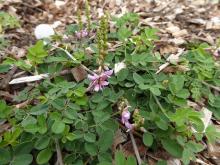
[84,156,91,165]
[152,94,170,119]
[80,64,95,75]
[202,81,220,92]
[34,66,38,75]
[52,45,95,74]
[124,42,127,57]
[129,131,142,165]
[55,139,64,165]
[131,47,137,56]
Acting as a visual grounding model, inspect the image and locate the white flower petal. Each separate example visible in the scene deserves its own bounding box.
[114,62,126,74]
[34,24,55,39]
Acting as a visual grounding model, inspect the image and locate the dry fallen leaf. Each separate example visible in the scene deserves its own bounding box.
[159,44,178,55]
[71,66,87,82]
[168,38,186,45]
[10,46,26,59]
[112,129,127,153]
[201,107,212,132]
[206,17,220,30]
[188,18,206,25]
[156,49,184,74]
[54,0,67,9]
[166,24,180,34]
[172,29,188,37]
[9,74,49,84]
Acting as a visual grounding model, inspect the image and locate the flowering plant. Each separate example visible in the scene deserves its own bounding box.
[1,5,220,165]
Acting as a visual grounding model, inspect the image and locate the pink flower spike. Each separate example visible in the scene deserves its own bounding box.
[121,107,134,131]
[100,70,113,80]
[125,121,133,130]
[81,30,88,37]
[104,70,113,77]
[88,74,99,81]
[100,81,109,86]
[75,29,89,39]
[121,109,131,124]
[75,31,81,39]
[87,69,113,92]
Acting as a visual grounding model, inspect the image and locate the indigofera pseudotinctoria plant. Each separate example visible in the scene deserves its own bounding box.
[0,1,220,165]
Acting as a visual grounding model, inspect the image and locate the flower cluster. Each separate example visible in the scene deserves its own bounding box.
[97,15,108,66]
[121,107,133,131]
[133,109,144,128]
[75,29,89,39]
[87,69,113,92]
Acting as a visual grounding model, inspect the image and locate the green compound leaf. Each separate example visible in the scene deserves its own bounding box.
[36,148,52,165]
[84,132,96,143]
[27,40,48,65]
[52,121,65,134]
[11,154,33,165]
[161,139,183,158]
[0,148,11,164]
[143,133,153,147]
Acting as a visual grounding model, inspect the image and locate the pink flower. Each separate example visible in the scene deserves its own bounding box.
[214,48,220,57]
[87,70,113,92]
[75,29,88,39]
[125,122,133,130]
[121,107,133,131]
[121,108,131,124]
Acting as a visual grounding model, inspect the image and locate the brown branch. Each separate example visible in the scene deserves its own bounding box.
[15,100,31,109]
[129,131,142,165]
[202,81,220,92]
